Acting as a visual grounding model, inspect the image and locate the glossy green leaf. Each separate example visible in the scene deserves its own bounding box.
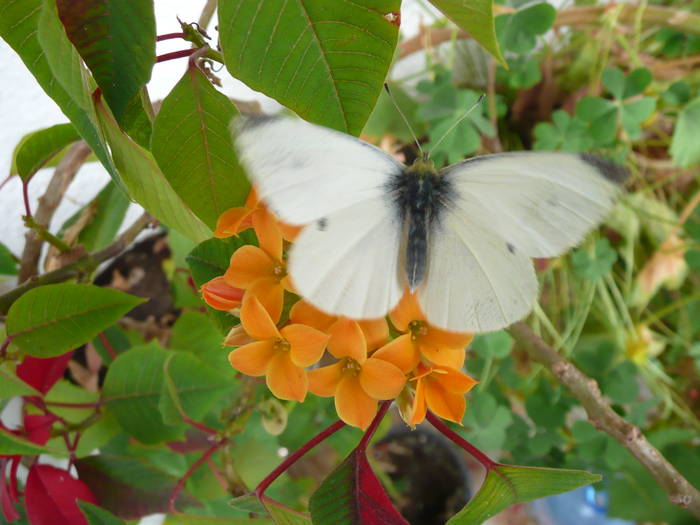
[165,515,273,525]
[0,0,121,185]
[45,380,101,424]
[59,180,130,252]
[77,501,126,525]
[159,351,233,426]
[102,343,182,444]
[170,310,229,367]
[13,123,80,182]
[0,243,18,276]
[6,284,144,357]
[75,454,198,519]
[430,0,504,66]
[218,0,399,135]
[56,0,155,121]
[151,65,248,229]
[0,427,49,455]
[95,97,211,243]
[447,464,600,524]
[0,362,41,399]
[671,97,700,167]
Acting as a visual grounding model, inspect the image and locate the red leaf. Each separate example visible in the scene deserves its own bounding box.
[17,352,74,395]
[309,448,408,525]
[25,464,96,525]
[23,415,57,446]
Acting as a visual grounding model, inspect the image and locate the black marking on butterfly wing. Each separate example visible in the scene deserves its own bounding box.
[317,218,328,231]
[579,154,630,184]
[506,242,515,254]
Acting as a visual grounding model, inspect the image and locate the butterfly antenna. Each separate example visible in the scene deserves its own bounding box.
[427,94,486,159]
[384,83,425,159]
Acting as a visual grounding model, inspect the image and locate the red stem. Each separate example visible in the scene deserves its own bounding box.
[22,182,31,218]
[182,414,218,435]
[426,411,496,469]
[156,49,195,63]
[0,336,12,359]
[98,332,117,360]
[255,419,346,497]
[0,173,14,192]
[157,32,185,41]
[169,439,227,514]
[358,400,391,450]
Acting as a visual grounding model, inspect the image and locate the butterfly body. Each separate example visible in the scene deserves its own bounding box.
[233,116,628,333]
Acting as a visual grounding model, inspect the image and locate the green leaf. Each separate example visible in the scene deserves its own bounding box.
[159,351,233,426]
[623,68,652,98]
[13,123,80,182]
[59,180,130,252]
[496,3,555,54]
[601,361,639,404]
[264,497,312,525]
[602,68,626,99]
[447,464,601,524]
[571,238,618,281]
[0,0,121,185]
[0,362,41,399]
[671,97,700,167]
[429,0,504,66]
[77,501,126,525]
[75,454,199,519]
[498,56,540,89]
[533,110,593,152]
[6,284,144,357]
[102,343,182,444]
[471,331,513,359]
[0,426,49,455]
[166,515,273,525]
[94,97,211,243]
[576,97,618,146]
[170,311,229,367]
[151,65,249,229]
[56,0,155,122]
[218,0,399,135]
[621,98,655,136]
[0,243,18,276]
[662,81,692,106]
[45,380,100,423]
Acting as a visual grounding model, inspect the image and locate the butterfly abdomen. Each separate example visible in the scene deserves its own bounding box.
[387,164,453,291]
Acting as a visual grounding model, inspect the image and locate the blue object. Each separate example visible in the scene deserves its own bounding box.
[529,486,634,525]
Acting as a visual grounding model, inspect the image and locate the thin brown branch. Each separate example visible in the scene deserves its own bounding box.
[18,141,91,282]
[509,322,700,518]
[197,0,217,30]
[0,212,154,314]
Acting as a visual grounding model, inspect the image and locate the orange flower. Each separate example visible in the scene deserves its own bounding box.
[215,188,301,244]
[289,300,389,350]
[308,319,406,429]
[373,292,474,373]
[223,212,292,323]
[200,276,244,311]
[408,363,478,425]
[228,297,329,402]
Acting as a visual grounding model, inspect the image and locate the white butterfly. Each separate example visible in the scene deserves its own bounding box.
[232,116,627,333]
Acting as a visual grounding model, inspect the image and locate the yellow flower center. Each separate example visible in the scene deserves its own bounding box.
[273,338,291,352]
[341,358,362,376]
[271,261,287,281]
[409,320,428,341]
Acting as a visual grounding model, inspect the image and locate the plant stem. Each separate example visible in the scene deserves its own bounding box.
[23,216,72,253]
[156,49,195,63]
[509,321,700,518]
[22,182,32,218]
[169,438,227,513]
[358,401,391,450]
[255,419,346,497]
[157,32,185,41]
[426,411,496,470]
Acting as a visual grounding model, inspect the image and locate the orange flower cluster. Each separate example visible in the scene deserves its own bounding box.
[200,190,478,429]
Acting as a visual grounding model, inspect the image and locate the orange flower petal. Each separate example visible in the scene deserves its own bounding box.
[201,276,244,311]
[252,209,283,260]
[225,245,274,288]
[424,378,466,424]
[214,207,254,238]
[372,334,420,374]
[420,345,466,369]
[434,366,478,394]
[282,324,329,367]
[308,361,344,397]
[246,278,284,324]
[244,188,260,208]
[359,318,389,350]
[289,301,336,332]
[228,340,275,376]
[266,352,307,402]
[409,379,428,425]
[359,358,406,400]
[240,296,280,340]
[279,221,302,242]
[389,290,425,331]
[328,319,367,363]
[423,327,474,349]
[335,375,377,429]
